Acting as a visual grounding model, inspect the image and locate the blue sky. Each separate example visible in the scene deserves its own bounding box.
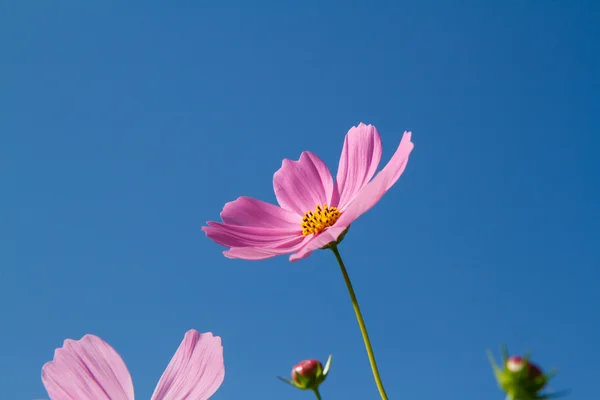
[2,1,599,399]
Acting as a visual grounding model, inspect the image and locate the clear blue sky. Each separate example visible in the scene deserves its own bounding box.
[2,1,599,399]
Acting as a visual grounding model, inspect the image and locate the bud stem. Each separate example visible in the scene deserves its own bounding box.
[330,245,388,400]
[313,388,323,400]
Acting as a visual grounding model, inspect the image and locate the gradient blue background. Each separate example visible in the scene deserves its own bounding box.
[2,1,599,399]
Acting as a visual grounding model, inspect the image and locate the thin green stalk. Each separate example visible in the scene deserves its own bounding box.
[313,388,322,400]
[330,245,388,400]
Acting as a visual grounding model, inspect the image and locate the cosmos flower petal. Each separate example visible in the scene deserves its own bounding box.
[220,196,300,228]
[224,247,279,260]
[336,131,414,227]
[335,123,383,211]
[151,330,224,400]
[203,223,301,248]
[274,151,335,216]
[381,131,415,192]
[41,335,134,400]
[289,226,349,262]
[224,235,312,260]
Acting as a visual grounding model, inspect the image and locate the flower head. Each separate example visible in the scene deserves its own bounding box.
[203,123,414,261]
[41,329,224,400]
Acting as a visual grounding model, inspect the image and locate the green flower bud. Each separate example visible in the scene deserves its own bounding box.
[487,345,567,400]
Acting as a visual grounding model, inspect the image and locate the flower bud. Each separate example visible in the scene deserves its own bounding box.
[487,346,566,400]
[292,359,323,389]
[505,356,546,394]
[507,356,543,377]
[278,355,332,392]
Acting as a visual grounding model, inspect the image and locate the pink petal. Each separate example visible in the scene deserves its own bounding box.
[273,152,335,216]
[42,335,134,400]
[335,123,383,211]
[289,227,349,262]
[220,196,300,229]
[336,131,414,227]
[203,222,301,248]
[224,235,313,260]
[151,330,224,400]
[224,247,279,260]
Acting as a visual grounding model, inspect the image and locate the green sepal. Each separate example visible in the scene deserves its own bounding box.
[543,369,558,382]
[296,371,312,389]
[322,354,332,377]
[321,226,351,250]
[277,376,302,389]
[487,349,503,378]
[501,344,510,364]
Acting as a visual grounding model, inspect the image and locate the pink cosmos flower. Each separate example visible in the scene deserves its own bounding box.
[41,329,224,400]
[203,123,414,262]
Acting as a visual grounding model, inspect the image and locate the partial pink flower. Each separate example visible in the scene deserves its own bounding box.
[41,329,225,400]
[203,123,414,262]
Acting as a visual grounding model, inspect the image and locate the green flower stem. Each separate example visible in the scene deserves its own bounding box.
[313,388,322,400]
[331,245,388,400]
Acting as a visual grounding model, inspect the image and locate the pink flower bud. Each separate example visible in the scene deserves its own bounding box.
[292,359,323,389]
[506,356,543,378]
[279,355,331,392]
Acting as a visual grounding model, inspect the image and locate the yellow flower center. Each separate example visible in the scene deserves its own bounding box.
[301,204,341,236]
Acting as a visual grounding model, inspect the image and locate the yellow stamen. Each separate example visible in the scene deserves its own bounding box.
[301,204,341,236]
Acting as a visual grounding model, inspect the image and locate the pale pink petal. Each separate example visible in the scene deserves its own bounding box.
[273,152,334,216]
[289,227,349,262]
[224,247,279,260]
[335,131,414,227]
[151,330,224,400]
[335,123,383,211]
[203,222,301,248]
[381,131,414,192]
[42,335,134,400]
[224,235,313,260]
[220,196,300,229]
